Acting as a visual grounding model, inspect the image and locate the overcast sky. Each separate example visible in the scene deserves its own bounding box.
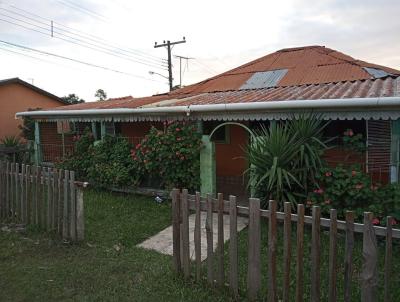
[0,0,399,101]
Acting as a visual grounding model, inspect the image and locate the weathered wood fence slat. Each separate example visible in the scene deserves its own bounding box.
[0,161,85,242]
[172,189,398,301]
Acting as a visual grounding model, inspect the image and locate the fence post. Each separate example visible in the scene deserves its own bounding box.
[62,170,69,239]
[328,209,338,302]
[311,206,321,302]
[76,185,85,241]
[229,195,238,298]
[248,197,261,301]
[171,188,181,274]
[217,192,224,287]
[360,212,378,302]
[268,200,278,302]
[69,171,76,241]
[344,211,354,302]
[181,189,190,279]
[295,204,305,302]
[194,192,201,281]
[206,193,214,285]
[283,202,292,302]
[384,216,393,302]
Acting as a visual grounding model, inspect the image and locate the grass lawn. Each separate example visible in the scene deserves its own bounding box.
[0,190,226,302]
[1,189,399,301]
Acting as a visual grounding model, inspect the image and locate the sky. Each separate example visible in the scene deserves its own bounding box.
[0,0,399,102]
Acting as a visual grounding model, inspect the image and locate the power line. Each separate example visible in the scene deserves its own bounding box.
[0,8,166,68]
[193,59,218,75]
[0,13,168,70]
[5,3,165,63]
[55,0,108,23]
[0,39,164,83]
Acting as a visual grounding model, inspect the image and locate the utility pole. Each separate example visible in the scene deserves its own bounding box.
[154,37,186,91]
[174,55,194,88]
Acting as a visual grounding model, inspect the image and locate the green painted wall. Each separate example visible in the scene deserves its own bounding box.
[200,135,216,196]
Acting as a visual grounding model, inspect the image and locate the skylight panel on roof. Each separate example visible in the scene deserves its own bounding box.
[363,67,392,78]
[240,69,288,90]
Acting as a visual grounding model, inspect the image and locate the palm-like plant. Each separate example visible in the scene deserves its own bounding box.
[246,114,328,208]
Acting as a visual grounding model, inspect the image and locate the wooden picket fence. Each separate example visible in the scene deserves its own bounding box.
[0,161,85,241]
[171,189,400,302]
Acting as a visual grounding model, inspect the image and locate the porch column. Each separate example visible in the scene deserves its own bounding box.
[100,121,106,140]
[390,119,400,183]
[91,122,98,140]
[200,135,216,196]
[34,121,42,165]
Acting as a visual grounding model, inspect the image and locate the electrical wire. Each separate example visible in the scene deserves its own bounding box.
[55,0,108,23]
[5,3,165,63]
[0,39,165,83]
[193,60,218,75]
[0,14,168,70]
[0,10,167,68]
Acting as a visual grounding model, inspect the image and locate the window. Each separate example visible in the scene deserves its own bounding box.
[104,122,115,136]
[203,121,230,144]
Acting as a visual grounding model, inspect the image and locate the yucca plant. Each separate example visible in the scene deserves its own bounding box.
[246,114,328,209]
[1,135,20,147]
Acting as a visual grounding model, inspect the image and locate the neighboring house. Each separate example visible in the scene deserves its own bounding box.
[0,77,67,140]
[16,46,400,198]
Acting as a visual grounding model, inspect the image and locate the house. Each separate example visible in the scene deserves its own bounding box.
[0,77,67,140]
[16,46,400,198]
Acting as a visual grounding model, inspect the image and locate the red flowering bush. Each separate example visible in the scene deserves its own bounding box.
[309,165,400,225]
[308,165,375,219]
[131,121,202,191]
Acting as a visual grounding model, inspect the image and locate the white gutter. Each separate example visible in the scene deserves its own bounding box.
[15,97,400,118]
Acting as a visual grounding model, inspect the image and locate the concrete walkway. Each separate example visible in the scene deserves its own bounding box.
[137,212,248,261]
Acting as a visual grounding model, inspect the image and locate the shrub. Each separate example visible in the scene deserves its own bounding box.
[308,165,373,218]
[131,121,202,191]
[309,165,400,225]
[246,114,328,208]
[57,130,95,180]
[87,136,139,188]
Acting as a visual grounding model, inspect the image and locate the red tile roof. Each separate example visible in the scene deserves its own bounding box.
[53,45,400,111]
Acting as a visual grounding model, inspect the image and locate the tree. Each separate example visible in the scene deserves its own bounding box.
[61,94,85,104]
[95,89,107,101]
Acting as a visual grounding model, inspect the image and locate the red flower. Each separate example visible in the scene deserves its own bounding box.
[313,188,324,194]
[136,143,141,149]
[372,218,380,225]
[391,219,397,225]
[351,170,357,177]
[325,171,332,177]
[176,128,180,132]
